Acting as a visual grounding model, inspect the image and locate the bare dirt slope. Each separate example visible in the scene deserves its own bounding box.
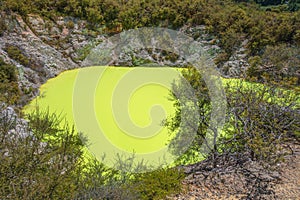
[171,142,300,200]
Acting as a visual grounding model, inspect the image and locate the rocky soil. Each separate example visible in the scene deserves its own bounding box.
[171,142,300,200]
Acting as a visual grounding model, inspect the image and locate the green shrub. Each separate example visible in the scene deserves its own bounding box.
[222,81,299,164]
[0,18,7,36]
[75,40,102,61]
[0,58,20,105]
[66,20,75,29]
[132,168,185,200]
[4,45,30,68]
[247,55,262,79]
[246,44,300,88]
[0,63,17,82]
[0,82,20,105]
[0,108,85,199]
[4,44,43,73]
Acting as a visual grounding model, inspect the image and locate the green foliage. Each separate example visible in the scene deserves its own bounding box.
[4,45,30,68]
[288,0,299,12]
[0,63,17,83]
[132,168,185,200]
[4,44,43,73]
[0,108,84,199]
[246,44,300,88]
[0,107,128,199]
[0,17,7,36]
[0,58,20,105]
[75,39,102,61]
[131,54,152,66]
[247,55,262,79]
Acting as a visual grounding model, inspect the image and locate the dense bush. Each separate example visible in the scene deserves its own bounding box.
[222,81,299,163]
[0,58,20,105]
[0,17,7,36]
[132,168,185,200]
[247,44,300,88]
[4,45,30,68]
[0,108,87,199]
[4,44,45,77]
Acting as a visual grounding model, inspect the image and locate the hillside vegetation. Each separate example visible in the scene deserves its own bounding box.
[1,0,299,88]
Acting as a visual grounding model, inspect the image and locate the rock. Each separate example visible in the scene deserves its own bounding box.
[27,14,48,35]
[0,106,19,131]
[0,105,30,140]
[0,13,84,104]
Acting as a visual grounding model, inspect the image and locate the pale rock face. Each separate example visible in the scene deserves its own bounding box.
[0,105,30,140]
[0,105,48,157]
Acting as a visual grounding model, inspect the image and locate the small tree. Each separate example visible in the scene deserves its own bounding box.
[166,66,299,166]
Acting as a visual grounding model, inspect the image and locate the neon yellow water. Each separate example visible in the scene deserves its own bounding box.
[25,66,181,160]
[25,66,298,167]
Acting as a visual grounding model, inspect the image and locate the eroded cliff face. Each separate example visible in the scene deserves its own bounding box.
[0,13,101,102]
[0,13,249,104]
